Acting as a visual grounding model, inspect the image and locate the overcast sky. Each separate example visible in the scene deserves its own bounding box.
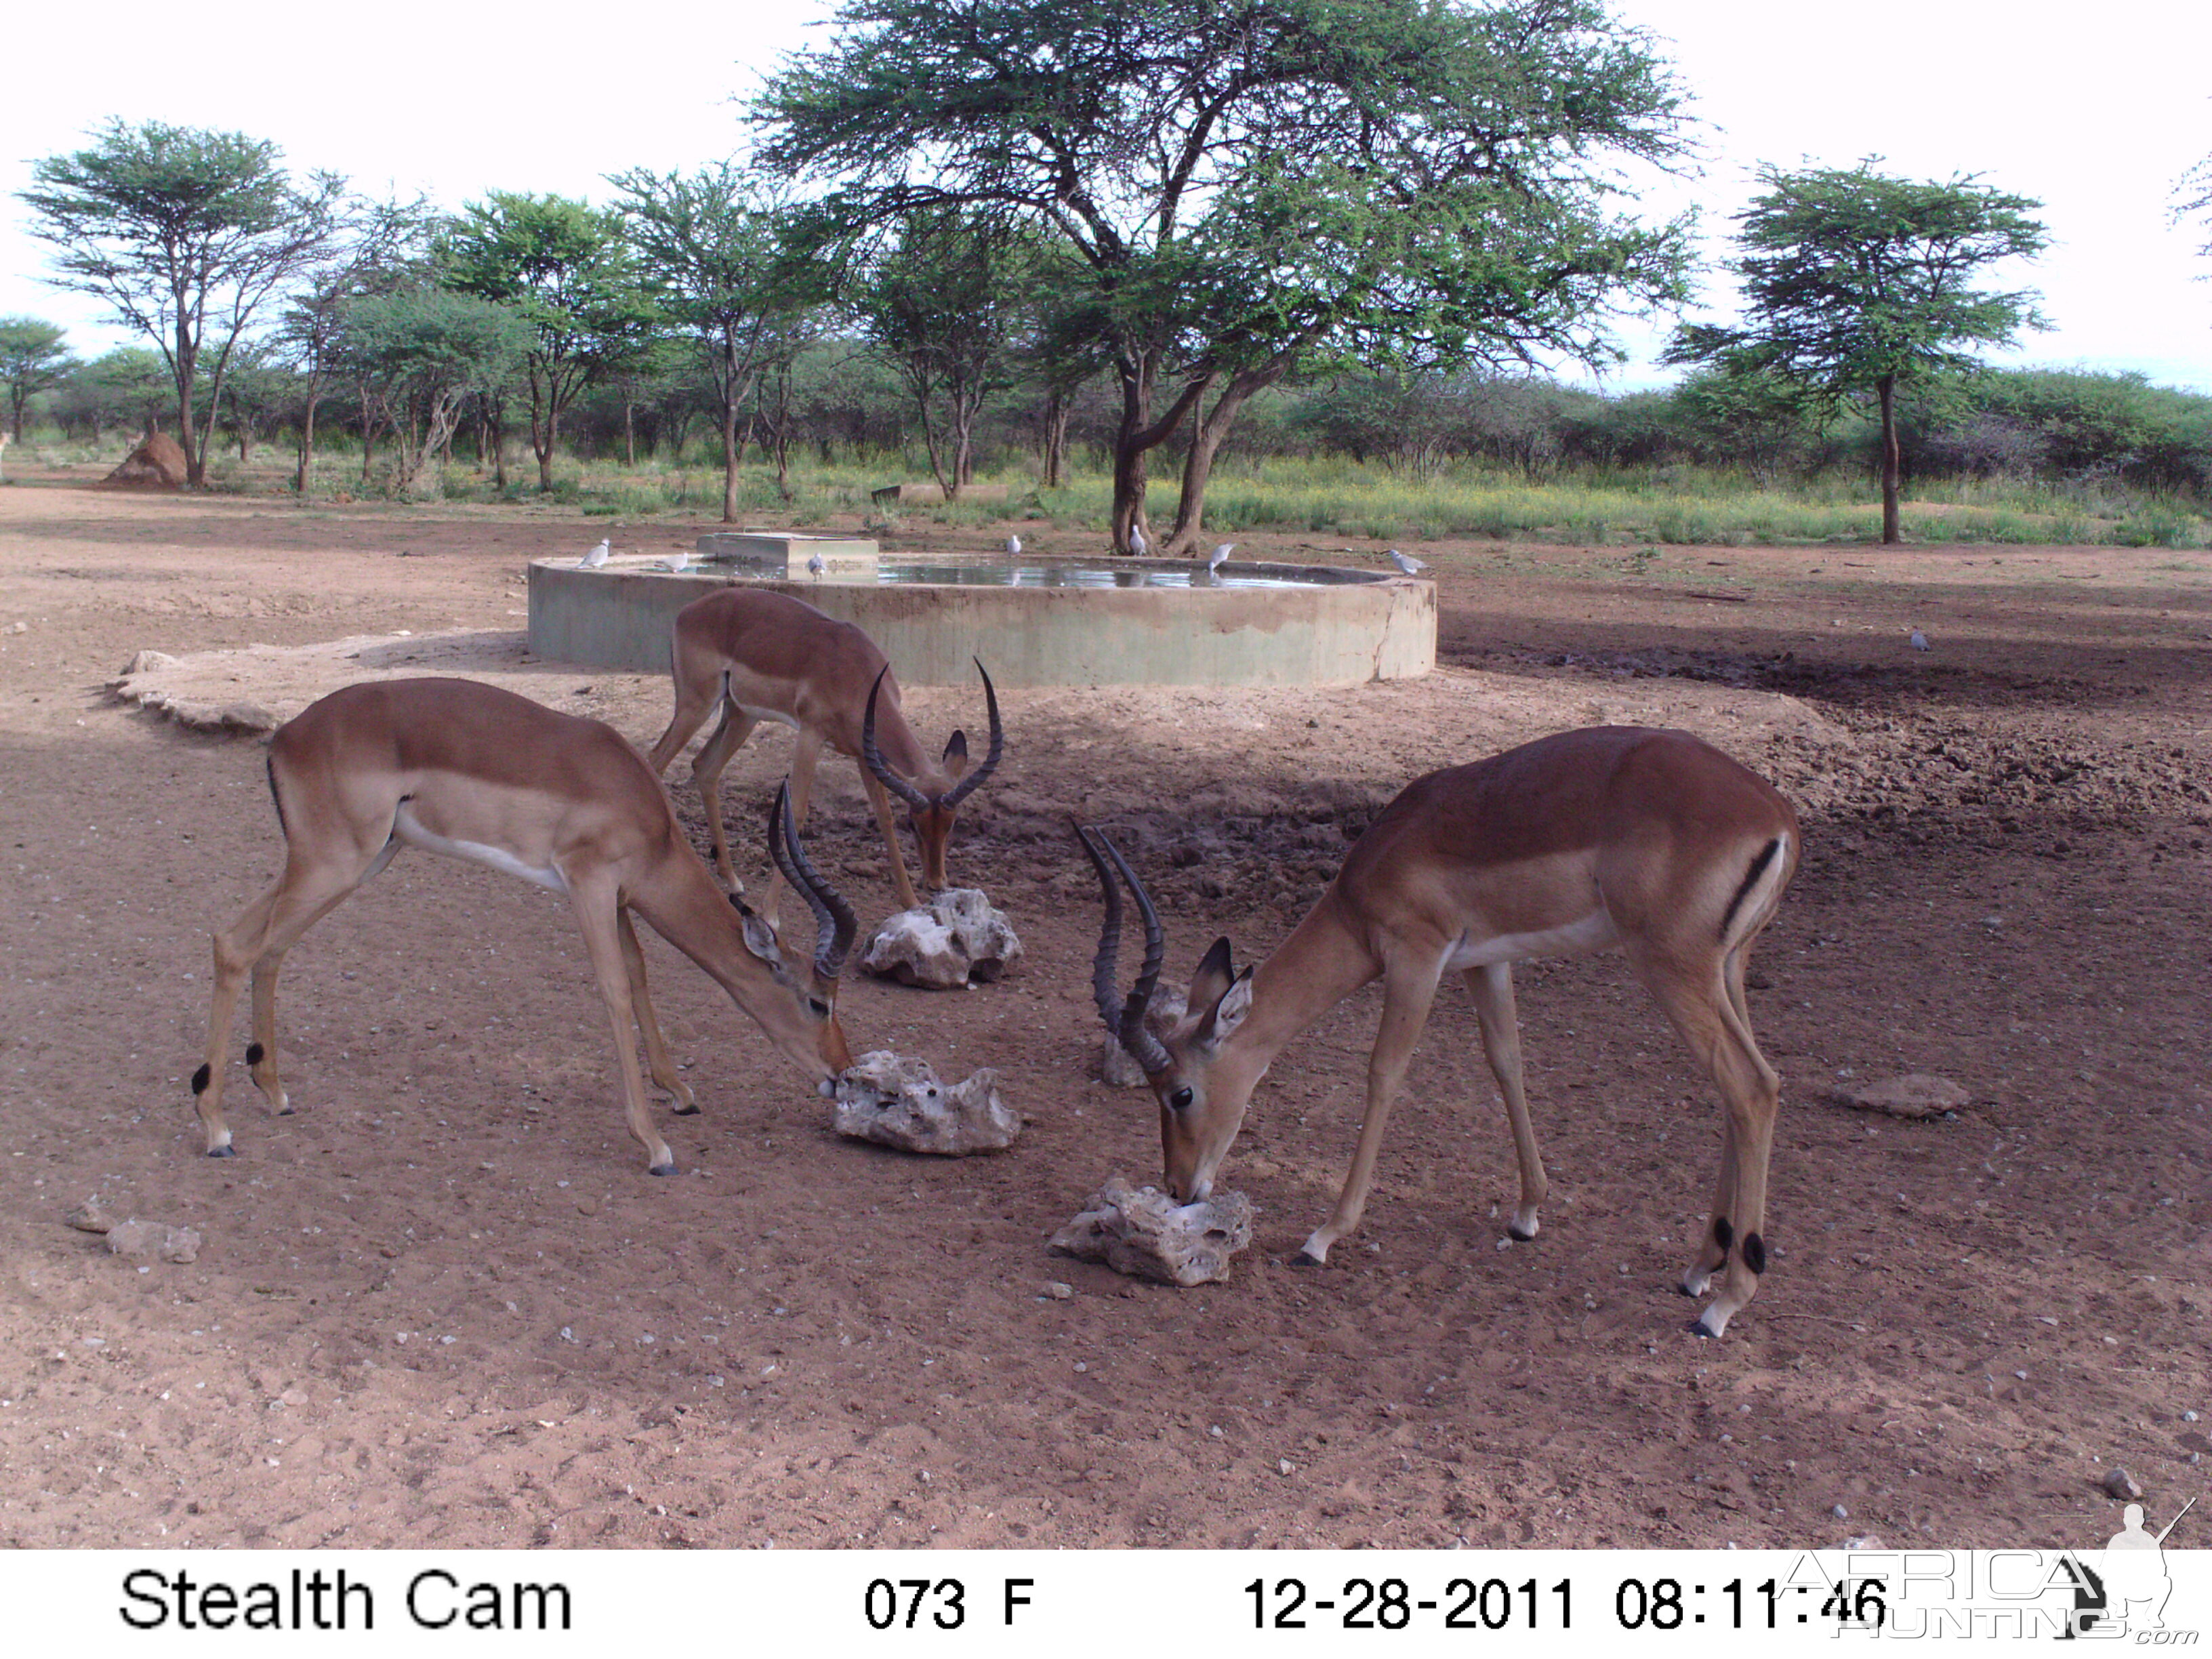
[3,1,2208,391]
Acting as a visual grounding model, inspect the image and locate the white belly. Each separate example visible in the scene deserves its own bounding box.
[1443,909,1618,970]
[392,804,569,894]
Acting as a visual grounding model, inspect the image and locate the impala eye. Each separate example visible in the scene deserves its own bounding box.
[1169,1086,1195,1111]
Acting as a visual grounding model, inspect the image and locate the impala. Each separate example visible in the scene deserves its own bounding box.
[646,588,1003,918]
[1082,725,1801,1337]
[193,677,858,1176]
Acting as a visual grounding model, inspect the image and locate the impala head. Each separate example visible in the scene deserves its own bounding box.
[1077,824,1256,1203]
[739,781,858,1077]
[863,659,1004,893]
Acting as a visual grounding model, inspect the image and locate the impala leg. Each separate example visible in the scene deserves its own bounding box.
[197,855,368,1157]
[617,909,695,1115]
[689,701,758,893]
[1295,960,1442,1265]
[1464,962,1547,1241]
[1640,950,1781,1338]
[569,880,676,1176]
[647,667,722,775]
[859,768,921,912]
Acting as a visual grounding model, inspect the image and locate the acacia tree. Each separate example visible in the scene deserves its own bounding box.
[442,193,655,491]
[757,0,1690,553]
[609,164,804,520]
[852,210,1036,499]
[18,121,344,486]
[337,288,531,495]
[0,318,81,442]
[1666,161,2047,544]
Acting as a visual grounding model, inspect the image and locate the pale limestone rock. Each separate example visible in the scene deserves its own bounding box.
[862,888,1023,989]
[116,649,178,679]
[1049,1176,1254,1286]
[1101,985,1187,1087]
[832,1051,1021,1155]
[106,1218,203,1263]
[1835,1073,1971,1120]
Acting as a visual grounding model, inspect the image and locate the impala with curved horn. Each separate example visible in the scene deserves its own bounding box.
[194,677,858,1176]
[1081,726,1801,1338]
[647,588,1003,918]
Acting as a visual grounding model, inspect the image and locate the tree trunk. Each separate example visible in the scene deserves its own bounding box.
[1040,389,1068,489]
[295,371,323,494]
[623,398,636,468]
[1109,348,1213,554]
[1878,373,1902,545]
[1165,360,1291,555]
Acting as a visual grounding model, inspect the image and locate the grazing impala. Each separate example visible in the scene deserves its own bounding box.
[1082,726,1800,1337]
[646,588,1003,917]
[194,677,857,1176]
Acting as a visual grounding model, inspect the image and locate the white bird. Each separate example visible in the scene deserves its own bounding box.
[657,548,691,573]
[1910,629,1930,651]
[1386,548,1426,575]
[806,552,827,579]
[1127,521,1147,556]
[1006,533,1023,556]
[579,539,611,569]
[1208,541,1235,573]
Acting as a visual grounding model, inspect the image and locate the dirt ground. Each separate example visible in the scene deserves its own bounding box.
[1,475,2206,1552]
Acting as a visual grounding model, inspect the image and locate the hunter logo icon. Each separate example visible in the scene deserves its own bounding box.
[2060,1494,2196,1638]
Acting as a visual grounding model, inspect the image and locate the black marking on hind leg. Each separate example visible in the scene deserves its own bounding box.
[1717,837,1782,939]
[190,1063,211,1094]
[1711,1215,1734,1257]
[245,1042,264,1067]
[1742,1231,1766,1275]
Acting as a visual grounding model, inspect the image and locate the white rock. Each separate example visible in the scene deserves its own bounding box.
[117,649,178,678]
[1101,985,1188,1088]
[1049,1176,1254,1287]
[861,888,1023,989]
[832,1051,1021,1155]
[64,1196,115,1234]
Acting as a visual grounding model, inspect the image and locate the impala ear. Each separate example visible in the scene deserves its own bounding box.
[942,728,969,774]
[1188,935,1235,1013]
[1195,965,1254,1050]
[737,906,783,964]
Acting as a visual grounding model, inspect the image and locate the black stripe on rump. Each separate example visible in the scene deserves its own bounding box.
[1717,836,1782,941]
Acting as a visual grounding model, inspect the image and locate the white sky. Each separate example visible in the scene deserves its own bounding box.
[3,0,2209,392]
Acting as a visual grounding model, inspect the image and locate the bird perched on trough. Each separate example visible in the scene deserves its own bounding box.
[1006,533,1023,556]
[1910,629,1930,651]
[1126,521,1147,556]
[657,548,692,573]
[1208,542,1235,574]
[1386,548,1426,575]
[806,552,827,579]
[579,538,611,569]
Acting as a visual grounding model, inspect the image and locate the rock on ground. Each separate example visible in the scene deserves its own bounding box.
[1834,1073,1972,1120]
[105,1219,203,1263]
[862,889,1023,989]
[1049,1176,1254,1286]
[832,1050,1021,1155]
[1101,986,1188,1088]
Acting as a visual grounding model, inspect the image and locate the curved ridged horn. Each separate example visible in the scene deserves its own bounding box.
[938,658,1004,809]
[861,667,931,811]
[1076,821,1170,1076]
[768,781,858,981]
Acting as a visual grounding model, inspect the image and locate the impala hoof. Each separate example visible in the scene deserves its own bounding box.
[648,1162,678,1179]
[206,1145,237,1159]
[1290,1248,1326,1268]
[671,1103,701,1118]
[1507,1221,1537,1243]
[1691,1309,1729,1339]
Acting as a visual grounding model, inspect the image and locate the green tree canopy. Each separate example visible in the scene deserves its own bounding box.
[609,164,816,520]
[1666,160,2048,542]
[337,287,531,493]
[18,120,344,485]
[756,0,1692,552]
[442,192,656,490]
[0,317,81,443]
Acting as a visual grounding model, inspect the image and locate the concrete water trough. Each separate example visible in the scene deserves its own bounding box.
[527,533,1434,687]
